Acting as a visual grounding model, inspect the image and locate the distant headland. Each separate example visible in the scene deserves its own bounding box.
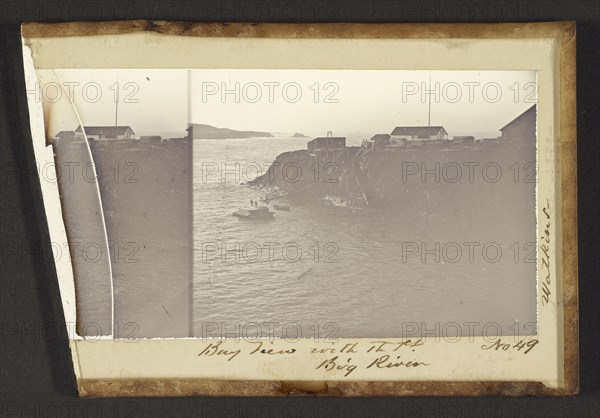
[187,124,273,139]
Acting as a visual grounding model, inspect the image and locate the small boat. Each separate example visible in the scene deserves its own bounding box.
[273,204,291,211]
[232,206,275,219]
[260,194,280,203]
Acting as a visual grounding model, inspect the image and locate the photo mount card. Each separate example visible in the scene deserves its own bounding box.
[21,21,577,397]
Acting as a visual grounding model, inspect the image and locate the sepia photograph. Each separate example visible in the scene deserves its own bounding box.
[191,69,538,339]
[43,69,538,339]
[20,21,577,397]
[41,69,192,338]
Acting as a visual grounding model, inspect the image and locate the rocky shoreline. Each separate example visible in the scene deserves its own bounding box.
[249,140,536,223]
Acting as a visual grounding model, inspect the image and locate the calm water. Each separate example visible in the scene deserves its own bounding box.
[193,137,537,338]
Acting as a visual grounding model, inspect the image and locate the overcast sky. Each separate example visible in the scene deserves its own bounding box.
[52,69,536,139]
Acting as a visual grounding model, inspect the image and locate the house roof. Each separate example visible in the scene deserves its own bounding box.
[75,125,135,136]
[308,136,346,144]
[370,134,391,141]
[390,126,447,136]
[499,105,537,132]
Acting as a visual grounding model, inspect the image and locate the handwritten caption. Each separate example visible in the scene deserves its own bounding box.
[198,339,429,377]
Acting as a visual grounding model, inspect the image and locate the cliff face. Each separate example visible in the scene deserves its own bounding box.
[190,123,273,139]
[250,141,536,237]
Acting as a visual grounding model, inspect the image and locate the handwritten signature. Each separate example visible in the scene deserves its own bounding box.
[540,199,552,306]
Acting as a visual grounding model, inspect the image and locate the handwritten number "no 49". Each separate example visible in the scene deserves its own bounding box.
[481,338,539,354]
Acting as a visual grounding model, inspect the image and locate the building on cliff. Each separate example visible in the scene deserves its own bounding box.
[389,126,449,145]
[369,134,391,148]
[75,125,136,141]
[307,136,346,154]
[499,105,537,143]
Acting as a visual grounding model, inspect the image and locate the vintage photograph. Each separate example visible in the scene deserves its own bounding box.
[192,69,538,339]
[45,68,538,339]
[22,20,577,397]
[43,69,193,338]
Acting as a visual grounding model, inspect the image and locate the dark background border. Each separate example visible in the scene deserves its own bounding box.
[1,1,598,417]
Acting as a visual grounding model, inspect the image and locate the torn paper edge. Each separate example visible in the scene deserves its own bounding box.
[21,41,114,343]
